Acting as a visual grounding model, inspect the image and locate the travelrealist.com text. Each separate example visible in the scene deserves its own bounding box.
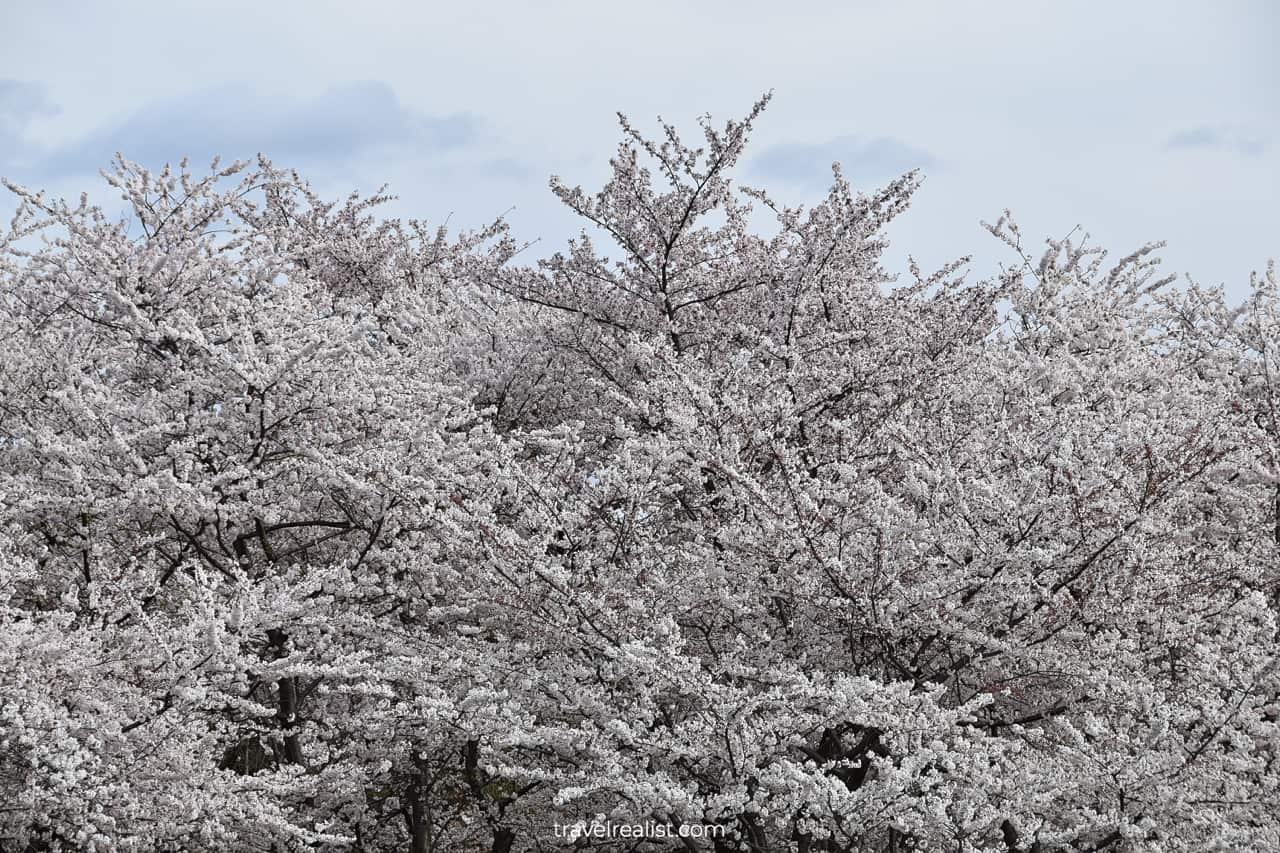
[553,820,727,840]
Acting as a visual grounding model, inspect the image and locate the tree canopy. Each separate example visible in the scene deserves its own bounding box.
[1,98,1278,853]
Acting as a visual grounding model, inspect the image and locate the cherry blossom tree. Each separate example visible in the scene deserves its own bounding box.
[1,100,1278,853]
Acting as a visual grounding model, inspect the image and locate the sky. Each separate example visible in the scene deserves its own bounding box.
[1,0,1276,300]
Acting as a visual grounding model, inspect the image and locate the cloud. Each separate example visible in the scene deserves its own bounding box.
[0,79,56,127]
[0,80,58,172]
[479,156,535,181]
[1165,125,1267,157]
[9,81,484,182]
[750,135,936,189]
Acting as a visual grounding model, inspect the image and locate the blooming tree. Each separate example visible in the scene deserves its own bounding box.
[1,100,1278,853]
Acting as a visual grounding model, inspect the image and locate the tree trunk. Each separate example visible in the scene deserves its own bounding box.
[491,828,515,853]
[266,628,305,766]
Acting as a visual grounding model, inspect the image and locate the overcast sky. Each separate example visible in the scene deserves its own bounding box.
[2,1,1275,299]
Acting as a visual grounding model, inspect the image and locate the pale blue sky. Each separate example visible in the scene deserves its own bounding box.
[1,0,1275,298]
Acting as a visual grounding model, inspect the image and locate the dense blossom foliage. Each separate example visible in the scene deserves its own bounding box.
[2,99,1278,852]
